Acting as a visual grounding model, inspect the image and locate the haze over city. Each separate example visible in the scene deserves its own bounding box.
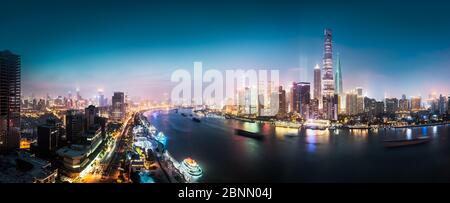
[1,0,449,100]
[4,1,450,198]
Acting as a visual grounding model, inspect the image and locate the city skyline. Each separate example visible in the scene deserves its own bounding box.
[1,0,449,100]
[3,0,450,187]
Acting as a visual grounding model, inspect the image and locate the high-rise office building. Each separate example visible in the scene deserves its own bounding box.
[0,50,21,152]
[237,88,245,113]
[374,101,385,116]
[98,90,107,107]
[238,87,257,115]
[65,110,84,144]
[245,87,257,115]
[111,92,126,122]
[385,98,399,114]
[356,95,364,114]
[291,82,310,119]
[323,94,338,120]
[310,98,319,119]
[438,94,446,115]
[430,98,439,113]
[85,105,98,130]
[346,92,357,116]
[364,97,377,118]
[277,86,286,118]
[399,94,409,112]
[37,122,59,155]
[411,96,421,111]
[286,89,292,113]
[313,64,321,100]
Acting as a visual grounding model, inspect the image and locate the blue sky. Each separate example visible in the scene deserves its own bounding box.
[1,0,449,101]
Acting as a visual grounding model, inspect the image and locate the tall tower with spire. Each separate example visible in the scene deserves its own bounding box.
[322,28,334,95]
[334,53,343,95]
[321,28,338,120]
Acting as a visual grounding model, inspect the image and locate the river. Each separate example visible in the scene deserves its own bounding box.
[145,110,450,182]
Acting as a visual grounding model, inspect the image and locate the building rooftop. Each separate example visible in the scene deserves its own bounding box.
[56,145,87,159]
[0,151,57,183]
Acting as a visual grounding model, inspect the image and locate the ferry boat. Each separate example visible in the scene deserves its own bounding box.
[234,129,264,140]
[303,119,330,130]
[181,157,203,177]
[346,124,372,130]
[274,121,301,129]
[234,117,255,123]
[383,136,430,148]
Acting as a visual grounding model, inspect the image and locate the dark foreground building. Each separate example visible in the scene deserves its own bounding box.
[0,50,21,152]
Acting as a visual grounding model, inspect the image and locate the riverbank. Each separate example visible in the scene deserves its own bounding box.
[390,122,450,129]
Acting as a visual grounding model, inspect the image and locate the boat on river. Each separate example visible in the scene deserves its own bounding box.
[383,136,430,148]
[180,157,203,177]
[274,121,301,129]
[234,129,264,140]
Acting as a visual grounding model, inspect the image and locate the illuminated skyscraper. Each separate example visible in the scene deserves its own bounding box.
[309,98,319,119]
[334,55,344,113]
[291,82,310,119]
[357,96,364,114]
[277,86,286,118]
[323,94,338,120]
[346,92,357,116]
[411,96,421,111]
[322,28,334,95]
[111,92,126,122]
[313,64,321,100]
[399,94,409,112]
[321,29,338,120]
[98,90,107,107]
[0,50,21,152]
[334,53,343,95]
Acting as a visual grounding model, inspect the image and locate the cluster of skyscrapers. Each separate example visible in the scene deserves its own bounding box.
[1,50,129,154]
[228,29,450,123]
[230,29,342,121]
[0,49,136,182]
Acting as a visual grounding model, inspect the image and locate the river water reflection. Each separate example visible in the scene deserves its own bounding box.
[146,110,450,182]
